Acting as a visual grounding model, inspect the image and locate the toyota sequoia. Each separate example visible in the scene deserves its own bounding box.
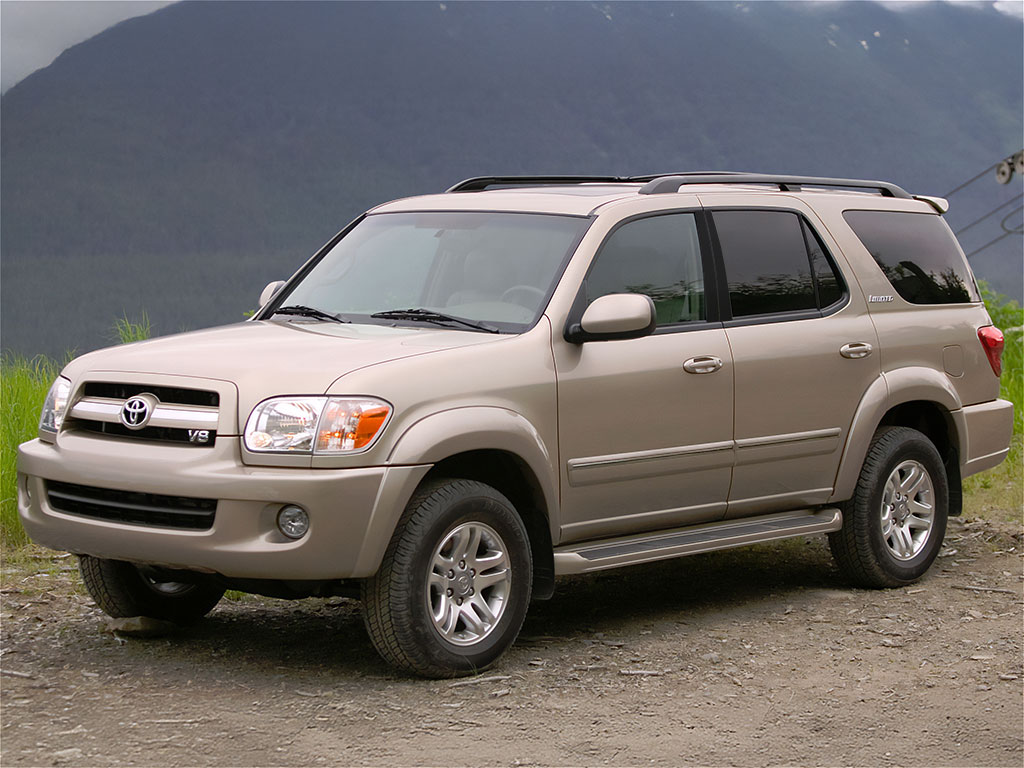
[18,173,1014,677]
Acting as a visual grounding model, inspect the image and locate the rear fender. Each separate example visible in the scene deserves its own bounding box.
[831,368,962,503]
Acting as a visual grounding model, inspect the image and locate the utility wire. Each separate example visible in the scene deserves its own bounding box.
[1000,205,1024,234]
[954,193,1024,235]
[943,161,1001,198]
[966,230,1015,260]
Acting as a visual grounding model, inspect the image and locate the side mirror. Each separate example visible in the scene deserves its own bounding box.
[259,280,286,308]
[565,293,656,344]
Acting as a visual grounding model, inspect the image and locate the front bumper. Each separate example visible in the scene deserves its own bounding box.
[17,434,430,580]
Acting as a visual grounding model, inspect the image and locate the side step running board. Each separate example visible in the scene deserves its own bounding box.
[553,508,843,575]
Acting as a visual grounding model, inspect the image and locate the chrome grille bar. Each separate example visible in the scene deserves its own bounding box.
[69,396,219,430]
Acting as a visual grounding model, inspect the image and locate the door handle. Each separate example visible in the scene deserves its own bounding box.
[840,342,873,359]
[683,356,723,374]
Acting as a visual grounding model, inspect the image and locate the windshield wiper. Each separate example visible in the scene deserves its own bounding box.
[271,305,349,323]
[370,308,500,334]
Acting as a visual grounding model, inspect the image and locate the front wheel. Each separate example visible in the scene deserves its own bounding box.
[829,426,948,588]
[79,555,225,624]
[361,479,533,678]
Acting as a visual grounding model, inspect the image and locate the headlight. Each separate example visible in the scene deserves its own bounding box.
[39,376,72,436]
[244,396,392,454]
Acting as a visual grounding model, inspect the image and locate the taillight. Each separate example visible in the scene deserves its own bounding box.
[978,326,1005,377]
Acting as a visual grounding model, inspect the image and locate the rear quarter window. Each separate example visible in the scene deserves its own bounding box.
[843,210,980,304]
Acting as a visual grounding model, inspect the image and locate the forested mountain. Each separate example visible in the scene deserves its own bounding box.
[2,1,1021,357]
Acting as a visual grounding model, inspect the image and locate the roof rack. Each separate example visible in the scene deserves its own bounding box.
[446,172,913,200]
[637,173,912,199]
[447,176,640,193]
[446,173,744,192]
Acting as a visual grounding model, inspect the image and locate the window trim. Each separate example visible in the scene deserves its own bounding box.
[562,208,722,342]
[705,206,851,325]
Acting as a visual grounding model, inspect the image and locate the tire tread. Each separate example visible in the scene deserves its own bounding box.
[79,555,224,623]
[829,426,947,588]
[362,478,531,678]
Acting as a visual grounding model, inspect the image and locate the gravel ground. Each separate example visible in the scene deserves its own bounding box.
[1,516,1021,767]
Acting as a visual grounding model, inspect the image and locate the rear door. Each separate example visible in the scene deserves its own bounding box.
[703,199,880,518]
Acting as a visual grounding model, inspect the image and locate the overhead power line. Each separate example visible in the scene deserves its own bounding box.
[1000,205,1024,235]
[966,230,1016,260]
[944,162,1001,198]
[943,150,1024,198]
[954,193,1024,235]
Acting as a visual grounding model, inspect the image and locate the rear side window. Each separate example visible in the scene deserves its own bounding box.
[586,213,706,325]
[713,210,845,318]
[843,210,980,304]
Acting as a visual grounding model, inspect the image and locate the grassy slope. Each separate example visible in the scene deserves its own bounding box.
[1,302,1021,551]
[963,286,1023,523]
[1,355,61,547]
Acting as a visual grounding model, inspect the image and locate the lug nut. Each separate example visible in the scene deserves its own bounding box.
[469,588,475,595]
[446,588,453,597]
[456,598,463,606]
[448,570,455,578]
[470,569,475,576]
[459,560,466,569]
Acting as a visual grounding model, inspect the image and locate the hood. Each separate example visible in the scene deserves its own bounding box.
[64,319,503,406]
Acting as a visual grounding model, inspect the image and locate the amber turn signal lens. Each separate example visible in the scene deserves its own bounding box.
[315,398,392,452]
[350,406,390,449]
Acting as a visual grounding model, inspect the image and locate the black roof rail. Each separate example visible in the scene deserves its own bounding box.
[447,172,753,192]
[638,173,912,199]
[447,176,638,193]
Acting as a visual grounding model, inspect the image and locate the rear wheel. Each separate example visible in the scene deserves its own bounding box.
[362,479,532,678]
[829,426,948,588]
[79,555,224,623]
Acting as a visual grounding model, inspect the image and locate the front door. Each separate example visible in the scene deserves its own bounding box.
[554,211,734,543]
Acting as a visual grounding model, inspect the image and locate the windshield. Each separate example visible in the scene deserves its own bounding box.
[270,211,590,332]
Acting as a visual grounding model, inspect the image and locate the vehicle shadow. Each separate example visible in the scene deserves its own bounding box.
[90,536,847,682]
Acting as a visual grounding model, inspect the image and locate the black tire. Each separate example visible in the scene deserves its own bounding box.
[829,426,948,588]
[79,555,225,624]
[361,479,533,678]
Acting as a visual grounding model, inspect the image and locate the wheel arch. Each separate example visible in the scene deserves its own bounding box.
[356,408,558,597]
[832,368,964,515]
[422,450,555,600]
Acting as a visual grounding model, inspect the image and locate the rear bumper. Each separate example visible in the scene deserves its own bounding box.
[17,435,430,580]
[959,398,1014,477]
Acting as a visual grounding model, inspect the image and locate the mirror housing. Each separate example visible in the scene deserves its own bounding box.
[259,280,286,308]
[565,293,656,344]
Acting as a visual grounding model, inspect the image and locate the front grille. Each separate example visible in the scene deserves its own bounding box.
[46,481,216,531]
[72,420,217,446]
[82,382,219,408]
[68,381,221,446]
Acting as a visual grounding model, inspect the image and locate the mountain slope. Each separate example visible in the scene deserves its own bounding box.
[2,1,1021,356]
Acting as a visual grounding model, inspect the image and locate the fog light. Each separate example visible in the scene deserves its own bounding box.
[277,505,309,539]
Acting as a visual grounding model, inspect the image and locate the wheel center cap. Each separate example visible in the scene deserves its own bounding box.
[453,573,473,597]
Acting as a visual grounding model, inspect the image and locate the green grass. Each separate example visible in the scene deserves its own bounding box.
[963,285,1023,523]
[1,355,63,549]
[113,311,152,345]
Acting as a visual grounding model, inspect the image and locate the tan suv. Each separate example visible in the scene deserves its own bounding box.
[18,173,1014,677]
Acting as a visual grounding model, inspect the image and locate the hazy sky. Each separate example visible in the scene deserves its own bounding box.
[1,0,1021,93]
[1,0,175,92]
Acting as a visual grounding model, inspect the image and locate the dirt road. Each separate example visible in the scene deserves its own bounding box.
[2,516,1021,767]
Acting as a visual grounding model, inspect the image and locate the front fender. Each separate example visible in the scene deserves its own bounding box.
[830,367,962,503]
[351,407,558,575]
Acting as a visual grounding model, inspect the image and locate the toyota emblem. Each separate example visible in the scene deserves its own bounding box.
[120,395,155,430]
